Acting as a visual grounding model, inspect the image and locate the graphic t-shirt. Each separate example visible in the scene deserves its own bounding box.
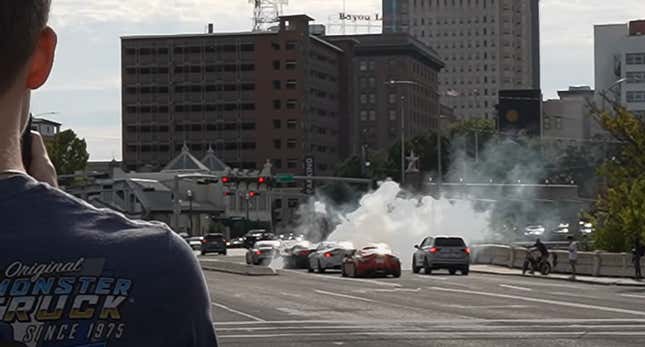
[0,175,218,346]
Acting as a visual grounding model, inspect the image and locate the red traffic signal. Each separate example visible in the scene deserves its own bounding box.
[248,191,260,198]
[258,177,266,184]
[224,191,235,197]
[221,177,231,184]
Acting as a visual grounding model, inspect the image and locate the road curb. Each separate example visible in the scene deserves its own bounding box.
[200,260,278,276]
[471,268,645,287]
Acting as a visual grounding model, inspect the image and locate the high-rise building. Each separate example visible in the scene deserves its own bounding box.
[595,20,645,118]
[121,15,344,175]
[383,0,541,121]
[326,33,445,156]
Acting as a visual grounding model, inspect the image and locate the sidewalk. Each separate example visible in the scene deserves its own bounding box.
[471,264,645,287]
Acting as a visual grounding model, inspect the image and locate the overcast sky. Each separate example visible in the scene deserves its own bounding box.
[30,0,645,161]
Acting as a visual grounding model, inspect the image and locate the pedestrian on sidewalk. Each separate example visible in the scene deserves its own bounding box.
[567,236,578,280]
[632,237,644,281]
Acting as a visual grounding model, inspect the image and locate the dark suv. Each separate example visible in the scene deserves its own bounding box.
[412,236,470,275]
[201,233,227,255]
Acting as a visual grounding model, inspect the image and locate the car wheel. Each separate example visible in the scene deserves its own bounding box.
[412,257,420,274]
[307,261,314,273]
[461,266,469,276]
[449,268,457,275]
[423,258,432,275]
[201,251,206,256]
[540,262,551,276]
[393,266,402,278]
[318,260,326,273]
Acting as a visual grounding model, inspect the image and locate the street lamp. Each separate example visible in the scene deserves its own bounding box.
[386,80,421,185]
[186,190,194,235]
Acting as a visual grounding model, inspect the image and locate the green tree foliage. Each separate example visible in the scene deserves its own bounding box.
[46,129,90,175]
[588,108,645,251]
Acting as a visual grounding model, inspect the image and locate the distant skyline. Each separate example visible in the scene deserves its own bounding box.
[31,0,645,161]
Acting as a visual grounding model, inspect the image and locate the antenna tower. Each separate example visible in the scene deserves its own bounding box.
[249,0,288,32]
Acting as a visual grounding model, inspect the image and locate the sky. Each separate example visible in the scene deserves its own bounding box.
[30,0,645,161]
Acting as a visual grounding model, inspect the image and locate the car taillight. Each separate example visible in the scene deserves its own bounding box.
[201,240,207,244]
[324,252,333,258]
[464,247,471,255]
[429,247,440,253]
[254,250,262,255]
[298,250,311,256]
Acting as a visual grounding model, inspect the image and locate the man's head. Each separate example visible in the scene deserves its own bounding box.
[0,1,54,96]
[567,236,574,243]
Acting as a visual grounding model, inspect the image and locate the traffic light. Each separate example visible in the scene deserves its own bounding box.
[224,191,236,197]
[257,176,273,188]
[221,176,231,184]
[248,191,260,198]
[257,177,266,184]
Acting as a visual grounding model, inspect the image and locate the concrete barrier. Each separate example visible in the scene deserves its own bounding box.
[472,244,645,278]
[200,259,277,276]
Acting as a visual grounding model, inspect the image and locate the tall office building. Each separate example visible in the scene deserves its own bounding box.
[595,20,645,118]
[383,0,541,120]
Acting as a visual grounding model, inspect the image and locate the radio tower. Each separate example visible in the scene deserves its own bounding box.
[249,0,288,32]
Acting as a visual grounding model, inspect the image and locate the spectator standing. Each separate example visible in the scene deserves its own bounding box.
[633,238,644,281]
[567,236,578,280]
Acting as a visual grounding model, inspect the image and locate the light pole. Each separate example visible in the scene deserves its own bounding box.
[186,190,194,235]
[386,80,421,185]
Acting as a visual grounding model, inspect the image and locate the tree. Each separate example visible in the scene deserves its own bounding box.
[588,107,645,251]
[46,129,90,175]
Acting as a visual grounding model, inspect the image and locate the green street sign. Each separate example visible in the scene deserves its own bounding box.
[276,174,295,183]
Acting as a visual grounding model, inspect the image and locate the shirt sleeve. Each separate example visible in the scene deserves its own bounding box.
[162,231,219,347]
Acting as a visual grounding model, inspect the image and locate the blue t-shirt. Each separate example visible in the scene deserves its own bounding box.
[0,175,218,347]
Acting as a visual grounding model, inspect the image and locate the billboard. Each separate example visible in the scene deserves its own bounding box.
[497,89,542,137]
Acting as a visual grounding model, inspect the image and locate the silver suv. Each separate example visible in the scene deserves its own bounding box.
[412,236,470,275]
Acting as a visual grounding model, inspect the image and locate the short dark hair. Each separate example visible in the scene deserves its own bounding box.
[0,0,51,94]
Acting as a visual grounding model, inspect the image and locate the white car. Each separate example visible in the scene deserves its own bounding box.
[524,225,545,237]
[308,241,355,273]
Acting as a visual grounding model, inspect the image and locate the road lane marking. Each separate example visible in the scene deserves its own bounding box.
[280,268,401,287]
[620,293,645,299]
[442,304,531,309]
[218,331,645,339]
[499,284,532,291]
[212,301,266,322]
[314,290,376,303]
[415,275,448,280]
[549,292,601,300]
[428,287,645,316]
[353,288,422,294]
[215,318,645,326]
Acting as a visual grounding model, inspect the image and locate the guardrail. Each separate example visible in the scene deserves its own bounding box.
[472,244,642,278]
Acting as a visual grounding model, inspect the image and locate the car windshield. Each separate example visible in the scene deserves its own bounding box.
[31,2,643,345]
[434,238,466,247]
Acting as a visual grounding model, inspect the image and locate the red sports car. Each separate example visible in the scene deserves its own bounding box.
[342,244,401,278]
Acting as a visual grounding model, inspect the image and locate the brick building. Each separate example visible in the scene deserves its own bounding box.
[121,15,445,175]
[121,15,343,175]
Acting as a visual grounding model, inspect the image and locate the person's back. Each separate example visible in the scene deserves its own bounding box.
[0,1,217,346]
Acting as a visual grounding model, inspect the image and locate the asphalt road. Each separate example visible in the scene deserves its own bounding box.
[203,251,645,347]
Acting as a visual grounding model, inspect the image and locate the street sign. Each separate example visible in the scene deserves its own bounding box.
[275,173,295,183]
[304,156,315,195]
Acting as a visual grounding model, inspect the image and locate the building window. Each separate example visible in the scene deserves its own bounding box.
[360,110,368,121]
[359,61,368,71]
[369,94,376,104]
[273,139,282,149]
[360,78,367,88]
[273,60,280,70]
[360,94,368,104]
[286,41,297,50]
[287,160,298,169]
[272,42,280,50]
[286,80,297,89]
[287,119,297,129]
[627,71,645,83]
[626,53,645,65]
[369,61,376,71]
[389,94,397,104]
[273,100,282,110]
[369,110,376,121]
[627,91,645,103]
[273,80,282,90]
[389,110,397,121]
[286,99,297,110]
[273,119,281,129]
[369,78,376,88]
[286,60,297,70]
[287,139,297,149]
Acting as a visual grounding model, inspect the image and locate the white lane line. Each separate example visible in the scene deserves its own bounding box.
[620,293,645,299]
[215,318,645,326]
[218,331,645,339]
[211,301,266,322]
[428,287,645,316]
[549,292,601,300]
[280,268,401,287]
[314,289,376,303]
[415,275,448,280]
[499,284,532,292]
[354,288,422,294]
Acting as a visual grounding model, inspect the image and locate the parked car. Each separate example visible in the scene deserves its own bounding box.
[282,240,315,269]
[246,240,281,266]
[342,244,401,278]
[308,241,355,273]
[412,236,470,275]
[187,236,204,250]
[201,233,227,255]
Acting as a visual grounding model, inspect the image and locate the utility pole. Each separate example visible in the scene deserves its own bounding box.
[400,95,406,185]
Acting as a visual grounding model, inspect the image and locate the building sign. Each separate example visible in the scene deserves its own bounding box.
[304,156,315,195]
[339,12,383,22]
[497,89,542,137]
